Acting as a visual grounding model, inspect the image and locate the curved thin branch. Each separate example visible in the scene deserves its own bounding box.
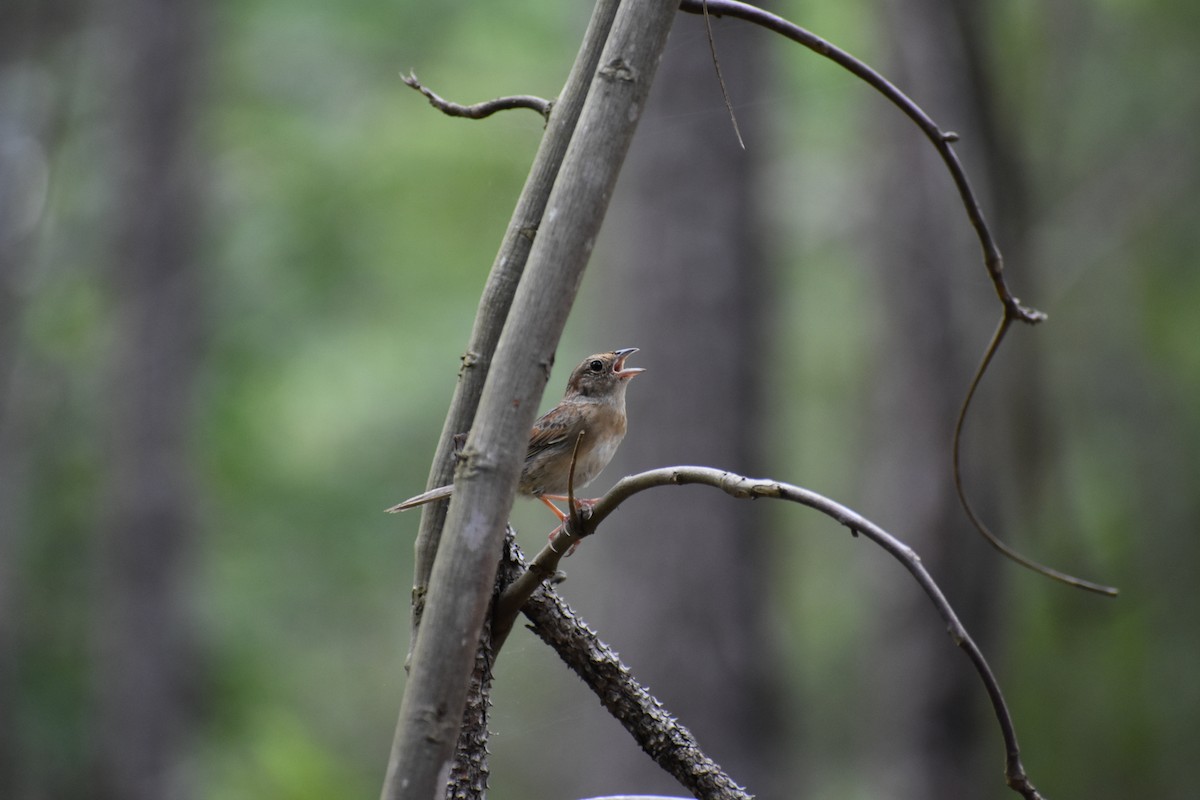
[568,430,585,535]
[953,314,1119,596]
[403,71,552,121]
[674,1,1117,597]
[496,466,1045,800]
[678,0,1044,325]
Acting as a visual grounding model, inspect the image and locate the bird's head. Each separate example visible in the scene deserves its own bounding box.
[565,347,644,400]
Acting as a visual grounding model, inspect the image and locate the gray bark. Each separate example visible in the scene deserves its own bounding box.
[382,2,680,796]
[408,0,623,618]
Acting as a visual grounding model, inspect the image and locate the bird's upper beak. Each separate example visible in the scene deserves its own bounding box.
[613,347,644,380]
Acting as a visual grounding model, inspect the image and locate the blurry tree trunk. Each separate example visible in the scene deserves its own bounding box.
[0,25,34,797]
[0,2,85,795]
[94,0,207,797]
[566,14,781,796]
[860,1,1025,798]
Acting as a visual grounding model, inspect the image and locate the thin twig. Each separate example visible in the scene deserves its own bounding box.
[953,314,1119,596]
[701,0,746,149]
[495,466,1046,800]
[567,430,585,538]
[402,71,552,122]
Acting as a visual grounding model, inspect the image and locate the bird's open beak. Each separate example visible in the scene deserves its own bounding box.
[613,347,644,380]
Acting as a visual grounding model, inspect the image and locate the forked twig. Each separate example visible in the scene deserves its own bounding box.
[495,466,1046,800]
[402,71,552,121]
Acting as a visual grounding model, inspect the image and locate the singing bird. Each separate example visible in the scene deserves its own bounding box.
[386,348,644,519]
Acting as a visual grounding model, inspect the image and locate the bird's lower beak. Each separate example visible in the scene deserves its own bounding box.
[613,347,644,380]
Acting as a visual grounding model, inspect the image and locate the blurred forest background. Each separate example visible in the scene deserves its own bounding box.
[2,0,1198,798]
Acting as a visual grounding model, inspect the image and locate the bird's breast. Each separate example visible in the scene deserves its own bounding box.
[572,404,626,487]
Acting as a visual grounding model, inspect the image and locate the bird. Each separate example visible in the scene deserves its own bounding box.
[386,348,644,520]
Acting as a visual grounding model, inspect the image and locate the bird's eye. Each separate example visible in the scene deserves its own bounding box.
[589,360,604,372]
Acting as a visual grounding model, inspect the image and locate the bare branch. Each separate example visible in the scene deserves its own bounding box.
[677,0,1044,325]
[402,71,552,122]
[672,1,1118,597]
[567,430,585,535]
[495,466,1046,800]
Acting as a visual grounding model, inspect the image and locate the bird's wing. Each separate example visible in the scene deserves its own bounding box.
[524,408,578,462]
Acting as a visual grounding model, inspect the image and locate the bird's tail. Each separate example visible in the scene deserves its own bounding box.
[385,484,454,513]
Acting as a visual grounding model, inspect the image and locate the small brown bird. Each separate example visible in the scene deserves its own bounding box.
[386,348,644,520]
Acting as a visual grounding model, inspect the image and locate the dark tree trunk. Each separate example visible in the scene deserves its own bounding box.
[563,13,782,797]
[860,0,1024,797]
[93,0,207,797]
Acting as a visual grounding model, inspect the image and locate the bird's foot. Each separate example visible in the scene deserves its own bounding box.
[540,494,597,516]
[546,524,581,557]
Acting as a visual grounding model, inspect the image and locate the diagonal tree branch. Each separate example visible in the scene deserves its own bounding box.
[383,0,681,795]
[496,535,753,800]
[396,2,624,792]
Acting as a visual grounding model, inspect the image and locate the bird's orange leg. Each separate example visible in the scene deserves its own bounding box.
[539,494,597,515]
[538,495,568,521]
